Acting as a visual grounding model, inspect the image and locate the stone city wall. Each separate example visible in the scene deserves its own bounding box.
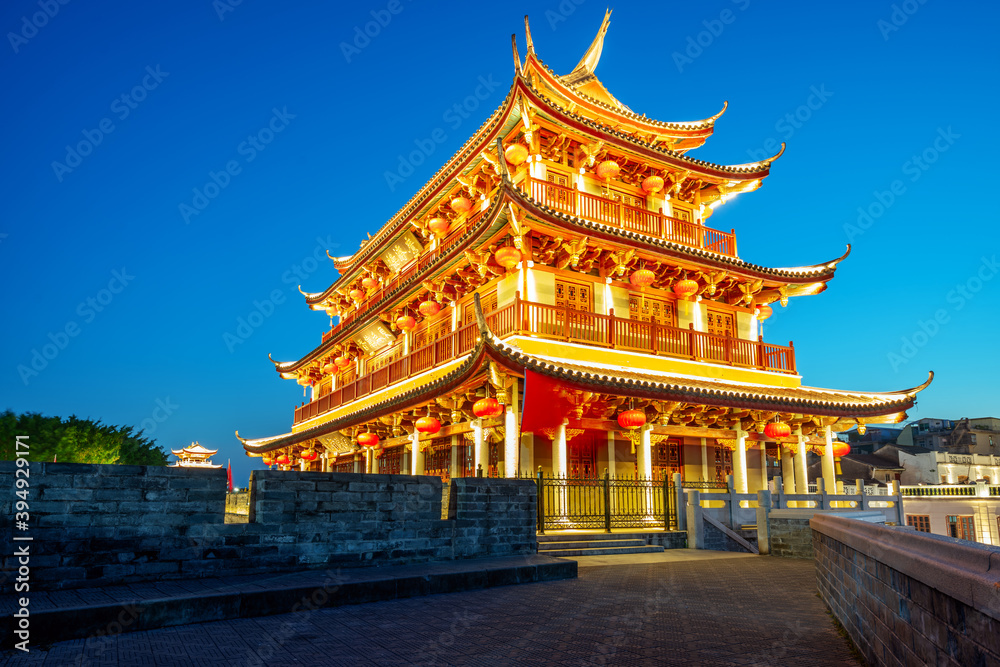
[812,514,1000,666]
[0,462,537,593]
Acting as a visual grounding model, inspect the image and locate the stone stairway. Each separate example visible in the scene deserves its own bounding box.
[536,532,666,557]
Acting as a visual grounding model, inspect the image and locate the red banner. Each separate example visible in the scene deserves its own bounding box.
[519,369,574,436]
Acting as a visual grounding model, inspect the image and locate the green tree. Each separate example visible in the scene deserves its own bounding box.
[0,410,168,465]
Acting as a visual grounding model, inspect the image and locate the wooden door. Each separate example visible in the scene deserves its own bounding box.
[568,438,598,479]
[652,438,682,482]
[555,278,595,343]
[544,169,574,213]
[714,445,733,483]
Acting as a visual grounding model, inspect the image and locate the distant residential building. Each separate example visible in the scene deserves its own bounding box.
[900,483,1000,546]
[896,417,1000,454]
[837,425,903,455]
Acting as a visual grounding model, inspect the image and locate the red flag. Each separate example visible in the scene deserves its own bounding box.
[227,459,234,492]
[53,455,57,462]
[519,369,575,436]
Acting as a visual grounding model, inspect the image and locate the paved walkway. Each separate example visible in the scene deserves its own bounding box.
[3,551,858,666]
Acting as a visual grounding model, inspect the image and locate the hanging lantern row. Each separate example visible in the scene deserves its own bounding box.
[335,355,352,368]
[418,300,441,317]
[396,315,416,332]
[321,359,334,374]
[764,421,791,439]
[641,175,664,194]
[275,454,290,465]
[595,160,620,181]
[300,448,319,462]
[473,397,502,419]
[450,196,473,214]
[349,288,366,302]
[617,409,647,430]
[495,246,522,269]
[415,415,441,435]
[357,432,380,448]
[262,455,274,466]
[756,304,773,321]
[361,276,378,290]
[504,143,529,165]
[673,279,699,300]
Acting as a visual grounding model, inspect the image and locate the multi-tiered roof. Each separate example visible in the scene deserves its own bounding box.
[239,11,930,459]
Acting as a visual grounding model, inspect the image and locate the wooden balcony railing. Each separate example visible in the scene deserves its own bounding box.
[293,297,795,425]
[523,176,737,257]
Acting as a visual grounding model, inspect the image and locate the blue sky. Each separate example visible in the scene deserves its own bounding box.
[2,0,997,484]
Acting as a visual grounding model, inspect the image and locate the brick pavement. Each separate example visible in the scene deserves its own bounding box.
[2,553,859,666]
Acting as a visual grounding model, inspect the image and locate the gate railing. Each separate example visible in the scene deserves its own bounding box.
[535,468,678,533]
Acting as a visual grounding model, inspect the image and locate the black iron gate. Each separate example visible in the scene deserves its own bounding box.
[535,470,676,533]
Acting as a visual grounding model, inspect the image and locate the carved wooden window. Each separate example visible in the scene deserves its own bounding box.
[672,205,693,223]
[612,188,644,209]
[367,341,402,373]
[423,437,451,481]
[336,366,358,388]
[714,445,733,483]
[413,313,451,350]
[488,441,501,478]
[652,438,682,482]
[628,293,676,327]
[377,447,402,475]
[459,441,474,478]
[555,279,592,312]
[544,169,575,212]
[706,309,736,338]
[568,438,598,479]
[333,458,354,473]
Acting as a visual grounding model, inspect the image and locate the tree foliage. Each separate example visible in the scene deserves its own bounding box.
[0,410,168,465]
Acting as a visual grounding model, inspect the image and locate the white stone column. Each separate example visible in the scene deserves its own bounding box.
[552,420,568,476]
[473,419,485,476]
[795,435,809,496]
[504,406,518,478]
[410,432,424,476]
[780,443,796,506]
[733,429,749,494]
[520,432,534,477]
[353,451,361,474]
[822,425,837,493]
[759,443,768,491]
[637,425,653,480]
[607,431,616,476]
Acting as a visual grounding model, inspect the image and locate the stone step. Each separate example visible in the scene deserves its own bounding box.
[538,539,647,550]
[543,545,666,557]
[536,532,657,543]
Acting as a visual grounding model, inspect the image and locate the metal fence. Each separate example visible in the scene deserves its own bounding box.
[535,470,677,533]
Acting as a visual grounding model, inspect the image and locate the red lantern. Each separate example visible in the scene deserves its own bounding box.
[495,246,522,269]
[357,432,379,448]
[300,449,318,462]
[321,360,334,374]
[764,422,791,439]
[428,217,450,237]
[361,276,378,289]
[418,300,441,317]
[335,355,351,368]
[296,376,310,386]
[415,416,441,435]
[757,304,773,321]
[275,454,290,465]
[641,175,664,194]
[617,409,647,430]
[629,269,655,288]
[473,397,502,419]
[595,160,620,181]
[504,143,529,165]
[262,456,273,466]
[325,306,337,319]
[450,196,473,214]
[673,279,699,299]
[396,315,416,332]
[349,288,366,301]
[832,442,851,458]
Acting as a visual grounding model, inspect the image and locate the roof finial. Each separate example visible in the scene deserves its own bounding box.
[524,15,534,55]
[571,8,612,76]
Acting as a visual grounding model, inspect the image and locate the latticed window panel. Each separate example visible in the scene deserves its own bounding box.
[554,279,592,312]
[377,447,403,475]
[628,293,676,326]
[413,315,451,350]
[706,310,736,337]
[423,437,451,481]
[652,438,682,482]
[568,439,598,479]
[906,515,931,532]
[463,291,497,325]
[333,459,354,473]
[947,515,976,541]
[714,445,733,483]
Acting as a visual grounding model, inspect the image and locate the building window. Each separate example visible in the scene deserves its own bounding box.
[652,438,683,482]
[377,447,403,475]
[947,515,976,542]
[906,515,931,532]
[423,437,452,482]
[568,438,598,479]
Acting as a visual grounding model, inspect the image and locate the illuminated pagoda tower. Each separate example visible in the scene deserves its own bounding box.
[239,12,931,506]
[172,442,222,468]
